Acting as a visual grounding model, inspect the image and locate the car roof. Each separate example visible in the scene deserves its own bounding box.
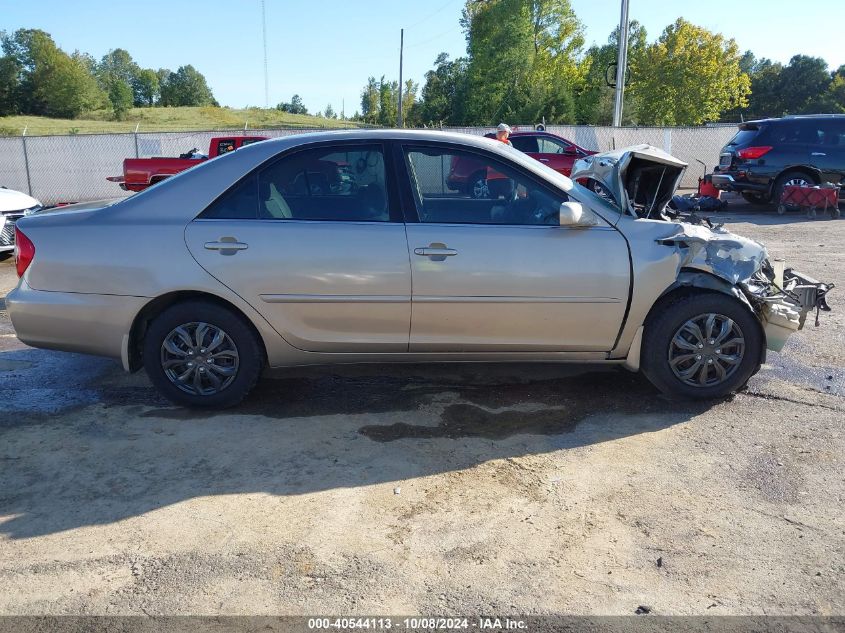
[745,114,845,125]
[501,130,565,137]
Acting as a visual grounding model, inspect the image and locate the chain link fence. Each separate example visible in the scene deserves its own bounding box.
[0,124,738,205]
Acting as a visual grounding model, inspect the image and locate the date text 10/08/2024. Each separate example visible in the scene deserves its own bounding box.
[307,617,528,630]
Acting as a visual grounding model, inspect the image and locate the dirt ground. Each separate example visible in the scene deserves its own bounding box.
[1,196,844,616]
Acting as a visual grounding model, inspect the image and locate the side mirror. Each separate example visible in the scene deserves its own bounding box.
[559,201,587,226]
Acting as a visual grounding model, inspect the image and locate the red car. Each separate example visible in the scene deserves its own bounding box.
[448,130,595,198]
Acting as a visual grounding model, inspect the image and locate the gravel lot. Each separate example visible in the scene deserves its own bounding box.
[1,199,843,616]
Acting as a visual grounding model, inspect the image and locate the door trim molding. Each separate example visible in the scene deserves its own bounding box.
[413,295,622,304]
[260,294,410,304]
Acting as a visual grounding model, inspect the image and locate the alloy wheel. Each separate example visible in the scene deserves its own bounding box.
[160,322,240,396]
[668,313,745,387]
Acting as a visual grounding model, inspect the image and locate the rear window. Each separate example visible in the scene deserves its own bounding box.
[216,139,237,154]
[726,125,763,147]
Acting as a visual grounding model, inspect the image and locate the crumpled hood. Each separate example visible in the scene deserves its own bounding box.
[659,222,768,285]
[0,186,40,213]
[571,144,686,218]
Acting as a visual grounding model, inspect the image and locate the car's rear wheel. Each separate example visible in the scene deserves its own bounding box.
[641,292,763,399]
[143,300,264,408]
[773,171,816,206]
[741,192,770,206]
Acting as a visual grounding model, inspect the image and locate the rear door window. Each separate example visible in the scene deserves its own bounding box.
[257,145,390,221]
[768,121,819,145]
[200,175,258,219]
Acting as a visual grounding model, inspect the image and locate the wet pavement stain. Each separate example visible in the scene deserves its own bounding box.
[132,365,681,426]
[74,363,724,439]
[358,370,715,441]
[0,349,112,417]
[5,338,837,436]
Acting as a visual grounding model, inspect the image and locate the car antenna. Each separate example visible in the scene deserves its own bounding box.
[646,167,667,219]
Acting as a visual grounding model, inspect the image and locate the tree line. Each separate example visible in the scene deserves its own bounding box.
[352,0,845,127]
[0,29,217,120]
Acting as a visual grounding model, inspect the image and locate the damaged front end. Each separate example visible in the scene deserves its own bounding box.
[744,262,834,351]
[660,223,834,352]
[574,144,835,353]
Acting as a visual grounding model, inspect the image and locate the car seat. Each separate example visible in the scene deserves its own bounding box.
[260,181,292,219]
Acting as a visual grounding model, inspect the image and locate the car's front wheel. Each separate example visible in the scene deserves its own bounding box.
[641,292,763,399]
[143,300,264,408]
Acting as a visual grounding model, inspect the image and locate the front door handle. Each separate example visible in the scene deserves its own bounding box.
[204,238,249,254]
[414,243,457,261]
[539,158,550,163]
[811,152,826,156]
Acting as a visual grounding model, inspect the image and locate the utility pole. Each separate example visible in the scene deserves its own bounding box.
[612,0,630,127]
[261,0,269,108]
[397,28,404,128]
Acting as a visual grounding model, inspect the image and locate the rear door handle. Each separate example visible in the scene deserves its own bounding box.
[539,158,550,163]
[414,244,457,261]
[204,239,249,252]
[811,152,826,156]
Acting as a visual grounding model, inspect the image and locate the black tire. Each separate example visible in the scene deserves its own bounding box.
[0,252,12,262]
[741,191,770,206]
[143,300,264,408]
[468,171,491,199]
[641,292,763,399]
[773,170,816,206]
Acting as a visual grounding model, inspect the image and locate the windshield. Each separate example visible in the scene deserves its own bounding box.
[495,141,624,220]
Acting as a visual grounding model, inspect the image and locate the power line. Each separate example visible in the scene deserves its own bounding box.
[405,24,462,49]
[405,0,458,30]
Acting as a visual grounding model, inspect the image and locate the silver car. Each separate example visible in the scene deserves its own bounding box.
[7,131,833,407]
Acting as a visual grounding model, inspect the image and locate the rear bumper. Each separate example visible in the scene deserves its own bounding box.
[6,280,147,361]
[710,173,769,194]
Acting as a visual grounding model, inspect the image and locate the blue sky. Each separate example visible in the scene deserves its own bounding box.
[2,0,844,114]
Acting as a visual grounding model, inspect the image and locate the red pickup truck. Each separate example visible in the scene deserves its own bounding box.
[107,135,268,192]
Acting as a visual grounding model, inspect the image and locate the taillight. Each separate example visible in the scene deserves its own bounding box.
[736,146,773,160]
[14,227,35,278]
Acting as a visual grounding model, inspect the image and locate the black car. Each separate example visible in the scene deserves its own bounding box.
[712,114,845,205]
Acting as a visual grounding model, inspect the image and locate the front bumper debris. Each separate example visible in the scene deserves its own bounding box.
[744,264,834,352]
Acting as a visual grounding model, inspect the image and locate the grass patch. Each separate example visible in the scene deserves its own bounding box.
[0,106,363,136]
